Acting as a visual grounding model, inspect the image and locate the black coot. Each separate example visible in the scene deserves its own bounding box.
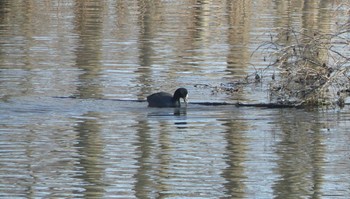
[147,88,188,107]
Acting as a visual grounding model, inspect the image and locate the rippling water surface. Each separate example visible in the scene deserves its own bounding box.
[1,1,350,198]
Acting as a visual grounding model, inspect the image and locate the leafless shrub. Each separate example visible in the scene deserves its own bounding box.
[253,7,350,107]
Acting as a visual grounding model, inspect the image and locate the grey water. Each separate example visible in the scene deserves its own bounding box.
[1,1,350,198]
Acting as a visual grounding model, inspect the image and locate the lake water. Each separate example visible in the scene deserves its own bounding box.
[1,0,350,198]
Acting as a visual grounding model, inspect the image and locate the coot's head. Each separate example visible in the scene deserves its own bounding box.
[173,88,188,105]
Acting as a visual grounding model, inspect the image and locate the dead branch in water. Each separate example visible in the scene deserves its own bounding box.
[191,102,300,108]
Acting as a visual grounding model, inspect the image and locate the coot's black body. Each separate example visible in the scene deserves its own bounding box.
[147,88,188,107]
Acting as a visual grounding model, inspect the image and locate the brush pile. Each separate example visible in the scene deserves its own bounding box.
[251,4,350,107]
